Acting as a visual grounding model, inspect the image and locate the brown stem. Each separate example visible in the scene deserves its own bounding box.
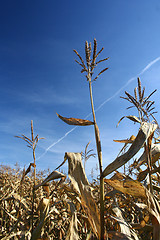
[88,78,105,239]
[145,143,153,194]
[31,120,36,233]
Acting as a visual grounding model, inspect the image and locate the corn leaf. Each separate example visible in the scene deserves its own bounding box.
[104,179,146,198]
[102,122,157,177]
[56,113,94,126]
[112,207,139,240]
[66,201,79,240]
[65,152,100,238]
[117,115,141,127]
[34,170,66,190]
[31,198,49,240]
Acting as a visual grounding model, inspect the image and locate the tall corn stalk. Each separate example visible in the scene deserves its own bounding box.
[15,120,44,233]
[85,41,108,239]
[57,39,109,239]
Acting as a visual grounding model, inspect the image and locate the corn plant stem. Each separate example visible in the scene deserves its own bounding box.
[88,77,105,240]
[148,146,153,194]
[32,150,36,233]
[145,143,153,194]
[31,120,36,233]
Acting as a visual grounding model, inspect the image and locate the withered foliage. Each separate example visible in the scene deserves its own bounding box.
[1,148,160,240]
[1,131,160,240]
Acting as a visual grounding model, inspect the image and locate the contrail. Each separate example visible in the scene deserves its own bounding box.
[95,56,160,112]
[37,127,77,160]
[139,57,160,75]
[37,57,160,160]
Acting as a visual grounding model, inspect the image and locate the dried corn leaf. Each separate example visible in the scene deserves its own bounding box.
[1,231,31,240]
[112,207,139,240]
[137,189,160,239]
[137,143,160,168]
[137,164,160,182]
[110,171,127,180]
[65,152,100,238]
[56,113,94,126]
[66,201,79,240]
[103,122,157,177]
[1,206,17,221]
[21,163,34,183]
[113,135,136,144]
[31,198,49,240]
[137,169,149,182]
[104,179,146,198]
[34,170,66,190]
[153,185,160,192]
[12,192,30,210]
[108,231,134,240]
[117,115,141,127]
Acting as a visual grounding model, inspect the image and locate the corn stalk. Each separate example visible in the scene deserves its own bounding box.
[15,120,44,234]
[87,65,105,240]
[57,39,109,239]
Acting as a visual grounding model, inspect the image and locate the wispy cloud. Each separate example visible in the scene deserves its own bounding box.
[20,87,78,105]
[37,56,160,160]
[1,86,78,106]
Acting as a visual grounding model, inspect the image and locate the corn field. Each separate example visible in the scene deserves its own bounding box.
[1,40,160,240]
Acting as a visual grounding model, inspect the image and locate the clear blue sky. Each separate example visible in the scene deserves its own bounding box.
[1,1,160,177]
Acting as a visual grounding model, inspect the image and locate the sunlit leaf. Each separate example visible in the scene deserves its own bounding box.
[65,152,100,239]
[113,135,136,144]
[66,201,79,240]
[105,179,146,198]
[34,170,66,190]
[103,122,157,177]
[56,113,94,126]
[31,198,50,240]
[117,115,141,127]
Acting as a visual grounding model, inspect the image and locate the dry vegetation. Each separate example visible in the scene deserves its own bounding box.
[1,40,160,240]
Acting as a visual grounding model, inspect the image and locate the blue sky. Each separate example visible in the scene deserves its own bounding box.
[1,1,160,178]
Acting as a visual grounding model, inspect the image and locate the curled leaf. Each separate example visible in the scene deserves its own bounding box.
[65,152,100,238]
[21,163,34,183]
[34,170,66,190]
[103,122,157,177]
[57,113,94,126]
[117,115,141,127]
[113,135,136,144]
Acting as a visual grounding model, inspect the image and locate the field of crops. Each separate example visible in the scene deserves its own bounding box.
[1,147,160,240]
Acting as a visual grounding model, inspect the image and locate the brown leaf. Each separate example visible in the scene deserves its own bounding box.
[108,231,132,240]
[102,122,157,177]
[111,207,139,239]
[34,170,66,190]
[56,113,94,126]
[136,142,160,169]
[66,201,79,240]
[117,115,141,127]
[31,198,50,240]
[104,179,146,198]
[65,152,100,239]
[110,171,128,180]
[20,163,35,184]
[113,135,136,144]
